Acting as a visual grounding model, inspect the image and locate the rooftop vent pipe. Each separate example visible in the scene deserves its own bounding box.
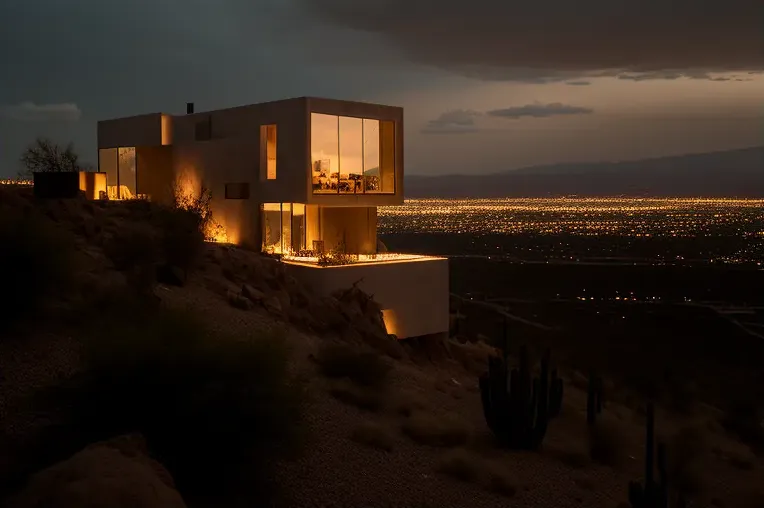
[186,102,194,115]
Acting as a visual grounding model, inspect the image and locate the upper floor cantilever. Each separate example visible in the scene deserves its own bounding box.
[96,97,404,206]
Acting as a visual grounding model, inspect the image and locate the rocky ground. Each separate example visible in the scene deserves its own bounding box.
[0,188,761,508]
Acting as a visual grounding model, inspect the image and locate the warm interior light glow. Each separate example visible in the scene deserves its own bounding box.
[161,114,173,145]
[282,252,436,266]
[380,309,398,338]
[79,171,107,199]
[0,179,32,186]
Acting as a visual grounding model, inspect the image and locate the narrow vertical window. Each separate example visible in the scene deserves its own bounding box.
[261,124,277,180]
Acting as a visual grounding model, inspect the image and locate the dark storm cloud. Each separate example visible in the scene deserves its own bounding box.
[0,0,439,175]
[488,103,594,119]
[0,102,82,122]
[422,103,594,133]
[295,0,764,81]
[422,110,482,134]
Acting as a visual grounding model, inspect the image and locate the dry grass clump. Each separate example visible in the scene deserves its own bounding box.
[315,343,392,388]
[435,449,481,482]
[394,391,429,417]
[350,421,395,452]
[435,450,517,498]
[328,379,385,412]
[401,411,470,448]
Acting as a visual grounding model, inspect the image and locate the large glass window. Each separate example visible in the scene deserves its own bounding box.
[118,147,136,199]
[311,114,339,193]
[98,148,118,199]
[262,203,282,253]
[311,113,395,195]
[98,147,138,200]
[261,203,308,254]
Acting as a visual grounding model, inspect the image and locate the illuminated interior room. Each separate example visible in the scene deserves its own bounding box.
[96,97,448,339]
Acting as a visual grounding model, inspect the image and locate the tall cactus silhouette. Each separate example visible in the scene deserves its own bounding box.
[479,345,563,450]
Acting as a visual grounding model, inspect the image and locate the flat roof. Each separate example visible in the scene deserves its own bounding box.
[98,96,401,124]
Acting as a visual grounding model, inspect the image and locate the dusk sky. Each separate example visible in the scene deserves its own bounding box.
[1,0,762,177]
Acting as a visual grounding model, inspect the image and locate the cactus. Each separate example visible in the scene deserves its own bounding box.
[587,371,604,425]
[628,402,669,508]
[479,346,563,450]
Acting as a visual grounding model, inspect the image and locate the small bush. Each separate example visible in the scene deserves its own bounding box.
[329,380,385,412]
[316,343,392,388]
[395,391,429,417]
[401,411,470,448]
[587,421,622,466]
[154,206,205,279]
[0,209,76,331]
[350,421,395,452]
[435,449,481,482]
[103,225,159,295]
[52,307,304,501]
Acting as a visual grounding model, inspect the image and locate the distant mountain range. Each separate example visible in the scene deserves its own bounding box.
[405,146,764,198]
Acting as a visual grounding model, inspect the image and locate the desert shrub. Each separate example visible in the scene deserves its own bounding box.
[0,208,76,332]
[587,421,622,466]
[316,343,392,388]
[50,307,304,501]
[350,421,395,452]
[401,411,470,448]
[102,225,159,295]
[153,206,205,279]
[329,379,385,412]
[435,449,481,482]
[395,391,429,417]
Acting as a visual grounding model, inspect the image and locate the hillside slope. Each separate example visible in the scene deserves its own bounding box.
[0,187,761,508]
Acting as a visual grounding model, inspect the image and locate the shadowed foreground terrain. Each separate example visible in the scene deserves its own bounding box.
[0,186,762,508]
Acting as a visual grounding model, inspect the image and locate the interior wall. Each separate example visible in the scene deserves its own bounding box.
[136,146,175,205]
[319,206,377,255]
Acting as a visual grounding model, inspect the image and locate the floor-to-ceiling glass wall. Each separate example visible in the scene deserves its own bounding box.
[261,203,308,254]
[98,148,118,199]
[98,146,137,200]
[118,147,137,199]
[311,113,395,195]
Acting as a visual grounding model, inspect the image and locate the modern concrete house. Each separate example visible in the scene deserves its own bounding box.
[97,97,448,339]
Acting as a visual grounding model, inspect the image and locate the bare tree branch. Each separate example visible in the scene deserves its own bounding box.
[20,137,80,176]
